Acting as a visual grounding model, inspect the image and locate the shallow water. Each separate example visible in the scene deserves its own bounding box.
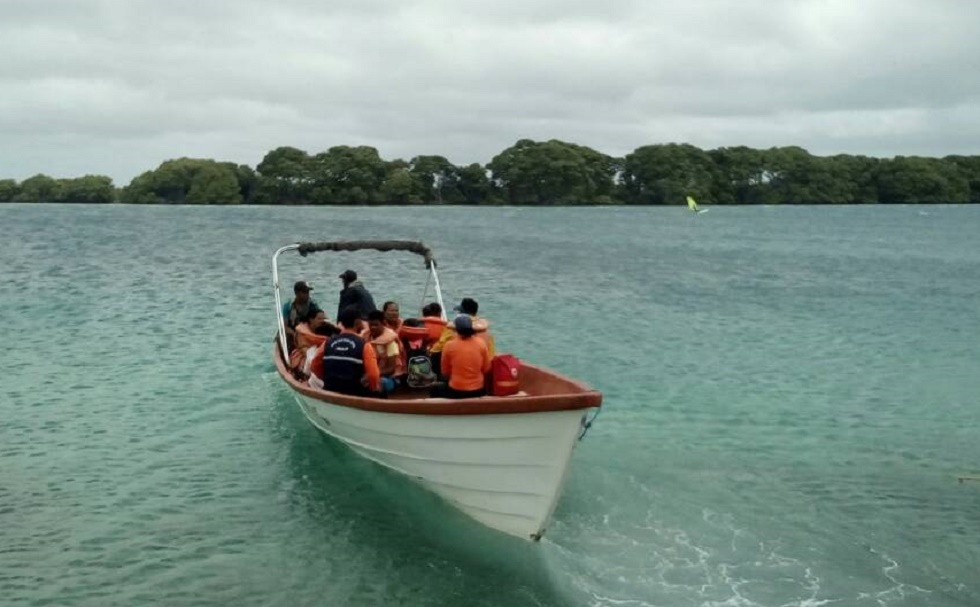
[1,203,978,606]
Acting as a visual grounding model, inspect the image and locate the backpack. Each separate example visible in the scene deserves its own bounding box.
[404,338,437,388]
[491,354,521,396]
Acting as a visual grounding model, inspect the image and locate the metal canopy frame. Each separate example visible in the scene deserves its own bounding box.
[272,240,446,361]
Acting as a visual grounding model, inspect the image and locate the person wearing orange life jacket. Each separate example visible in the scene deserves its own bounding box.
[436,315,492,399]
[289,310,342,373]
[420,302,448,346]
[431,297,495,358]
[361,309,403,392]
[382,301,403,333]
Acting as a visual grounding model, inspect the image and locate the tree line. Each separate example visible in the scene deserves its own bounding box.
[3,140,979,205]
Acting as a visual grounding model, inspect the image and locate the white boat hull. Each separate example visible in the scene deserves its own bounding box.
[293,393,588,540]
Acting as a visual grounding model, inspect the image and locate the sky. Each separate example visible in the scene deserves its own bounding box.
[1,0,978,184]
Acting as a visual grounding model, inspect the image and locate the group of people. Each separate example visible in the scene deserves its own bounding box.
[281,269,496,400]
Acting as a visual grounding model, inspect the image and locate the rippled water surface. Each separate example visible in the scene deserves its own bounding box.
[1,203,979,606]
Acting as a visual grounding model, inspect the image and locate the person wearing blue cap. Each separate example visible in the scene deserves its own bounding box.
[436,314,492,399]
[431,297,495,361]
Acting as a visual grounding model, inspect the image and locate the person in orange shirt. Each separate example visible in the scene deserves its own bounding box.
[438,315,491,399]
[431,297,495,358]
[315,307,382,396]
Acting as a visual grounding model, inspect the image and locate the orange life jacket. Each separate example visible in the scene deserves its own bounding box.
[361,327,406,377]
[422,317,448,345]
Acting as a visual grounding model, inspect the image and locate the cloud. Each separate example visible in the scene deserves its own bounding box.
[1,0,978,183]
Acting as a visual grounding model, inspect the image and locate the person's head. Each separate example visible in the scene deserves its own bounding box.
[337,306,360,331]
[293,281,313,304]
[383,301,400,325]
[454,314,475,339]
[367,309,386,338]
[314,319,339,337]
[338,269,357,288]
[454,297,478,316]
[309,309,326,329]
[422,302,442,318]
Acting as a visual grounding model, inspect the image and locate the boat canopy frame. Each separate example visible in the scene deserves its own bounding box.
[272,240,446,362]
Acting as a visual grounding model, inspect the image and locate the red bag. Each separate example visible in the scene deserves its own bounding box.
[491,354,521,396]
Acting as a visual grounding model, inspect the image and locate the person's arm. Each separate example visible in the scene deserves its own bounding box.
[362,343,380,392]
[282,303,296,338]
[308,342,326,380]
[441,342,453,378]
[431,326,453,354]
[481,342,492,374]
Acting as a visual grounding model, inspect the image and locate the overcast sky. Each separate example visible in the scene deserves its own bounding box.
[2,0,978,183]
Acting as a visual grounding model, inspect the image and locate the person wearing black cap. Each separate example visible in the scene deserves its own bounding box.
[431,297,495,362]
[337,269,377,321]
[282,281,322,349]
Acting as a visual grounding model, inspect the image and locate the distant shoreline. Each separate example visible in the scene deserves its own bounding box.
[3,139,978,206]
[4,201,975,207]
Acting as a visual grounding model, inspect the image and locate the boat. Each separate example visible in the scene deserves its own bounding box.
[272,240,602,541]
[687,195,709,214]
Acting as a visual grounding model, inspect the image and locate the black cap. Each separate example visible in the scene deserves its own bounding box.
[294,281,313,293]
[339,269,357,282]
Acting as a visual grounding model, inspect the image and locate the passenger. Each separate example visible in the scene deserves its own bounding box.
[337,269,377,320]
[397,318,437,388]
[310,310,341,337]
[421,302,448,345]
[437,315,491,399]
[320,306,382,397]
[289,310,332,371]
[431,297,495,358]
[282,281,322,348]
[363,310,404,391]
[382,301,403,332]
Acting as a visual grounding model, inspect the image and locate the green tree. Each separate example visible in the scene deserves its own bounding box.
[623,143,715,205]
[488,139,617,205]
[824,155,880,204]
[120,158,242,204]
[59,175,116,203]
[944,155,980,203]
[0,179,20,202]
[186,164,242,204]
[380,167,423,204]
[877,156,969,203]
[228,164,258,204]
[255,146,313,204]
[410,155,461,204]
[15,174,63,202]
[456,163,496,205]
[707,146,770,204]
[308,145,388,205]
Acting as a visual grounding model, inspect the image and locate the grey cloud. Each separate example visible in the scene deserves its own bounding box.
[1,0,978,183]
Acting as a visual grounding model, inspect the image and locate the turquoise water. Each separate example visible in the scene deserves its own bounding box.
[1,203,978,607]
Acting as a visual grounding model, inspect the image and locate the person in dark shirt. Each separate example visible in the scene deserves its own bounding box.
[337,269,377,320]
[321,306,381,396]
[282,281,322,349]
